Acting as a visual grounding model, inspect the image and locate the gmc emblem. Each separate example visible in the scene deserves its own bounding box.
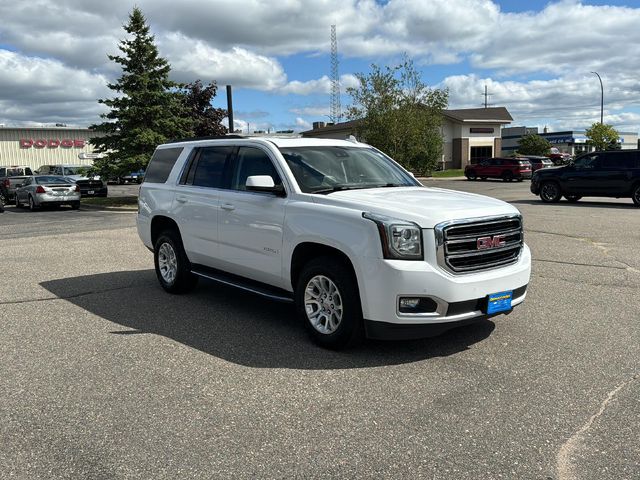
[477,234,506,250]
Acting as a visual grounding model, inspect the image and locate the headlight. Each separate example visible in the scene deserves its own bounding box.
[363,212,423,260]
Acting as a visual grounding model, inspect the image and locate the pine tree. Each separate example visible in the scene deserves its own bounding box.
[90,8,192,177]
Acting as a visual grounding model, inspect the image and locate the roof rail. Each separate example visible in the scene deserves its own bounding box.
[168,134,246,143]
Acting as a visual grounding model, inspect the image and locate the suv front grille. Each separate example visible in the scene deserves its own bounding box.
[435,215,523,274]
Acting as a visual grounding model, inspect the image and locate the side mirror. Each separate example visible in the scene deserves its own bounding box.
[245,175,285,196]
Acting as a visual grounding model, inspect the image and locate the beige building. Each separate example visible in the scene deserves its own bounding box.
[301,107,513,169]
[0,126,105,170]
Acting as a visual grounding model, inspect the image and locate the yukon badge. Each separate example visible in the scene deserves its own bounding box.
[477,234,506,250]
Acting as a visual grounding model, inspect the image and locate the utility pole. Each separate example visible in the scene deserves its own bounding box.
[482,84,493,108]
[591,71,604,124]
[329,25,341,123]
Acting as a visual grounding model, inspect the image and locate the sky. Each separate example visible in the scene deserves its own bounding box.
[0,0,639,134]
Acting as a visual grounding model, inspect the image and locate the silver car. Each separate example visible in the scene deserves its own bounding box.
[15,175,81,210]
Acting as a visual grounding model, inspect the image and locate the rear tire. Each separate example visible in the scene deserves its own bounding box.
[71,202,80,210]
[28,195,38,211]
[540,181,562,203]
[153,230,198,294]
[502,171,514,182]
[15,195,21,208]
[295,256,363,350]
[632,184,640,207]
[564,195,581,203]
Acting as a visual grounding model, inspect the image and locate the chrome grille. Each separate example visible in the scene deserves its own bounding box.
[435,215,523,274]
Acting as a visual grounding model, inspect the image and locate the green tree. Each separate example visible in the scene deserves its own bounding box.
[177,80,227,137]
[346,56,448,175]
[585,123,620,151]
[90,8,192,178]
[517,134,552,156]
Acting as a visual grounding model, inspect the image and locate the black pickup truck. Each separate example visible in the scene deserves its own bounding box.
[531,149,640,206]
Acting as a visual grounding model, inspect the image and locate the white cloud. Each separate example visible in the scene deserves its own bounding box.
[0,49,109,125]
[441,73,640,132]
[280,74,359,95]
[295,117,312,131]
[158,34,287,90]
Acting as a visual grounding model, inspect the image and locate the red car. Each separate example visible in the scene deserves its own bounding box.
[465,157,532,182]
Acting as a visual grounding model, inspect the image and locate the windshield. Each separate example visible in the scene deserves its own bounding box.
[279,146,418,194]
[36,176,72,185]
[62,167,85,175]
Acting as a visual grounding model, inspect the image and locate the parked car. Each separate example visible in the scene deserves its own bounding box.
[122,169,145,184]
[1,165,34,202]
[531,149,640,206]
[465,157,532,182]
[37,164,107,197]
[547,152,572,165]
[14,175,81,210]
[520,156,555,172]
[137,137,531,349]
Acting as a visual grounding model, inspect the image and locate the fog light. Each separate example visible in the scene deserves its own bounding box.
[399,298,421,309]
[399,297,439,314]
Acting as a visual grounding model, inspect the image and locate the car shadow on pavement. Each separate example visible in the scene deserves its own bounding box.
[40,270,495,370]
[511,199,636,209]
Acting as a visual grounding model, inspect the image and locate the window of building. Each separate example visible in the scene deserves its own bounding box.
[470,146,492,163]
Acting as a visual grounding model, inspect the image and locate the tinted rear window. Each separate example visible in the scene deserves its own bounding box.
[603,151,639,169]
[144,147,184,183]
[192,146,233,188]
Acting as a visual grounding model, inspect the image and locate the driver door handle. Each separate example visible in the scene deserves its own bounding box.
[175,195,187,203]
[221,203,235,211]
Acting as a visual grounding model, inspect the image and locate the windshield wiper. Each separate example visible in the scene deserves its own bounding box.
[311,183,407,194]
[310,185,374,195]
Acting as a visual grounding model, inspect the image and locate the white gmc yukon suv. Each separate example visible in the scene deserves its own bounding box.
[137,136,531,349]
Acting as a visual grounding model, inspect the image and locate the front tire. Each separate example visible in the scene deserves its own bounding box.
[540,181,562,203]
[466,170,477,181]
[28,195,38,211]
[295,257,363,349]
[15,195,21,208]
[153,230,198,294]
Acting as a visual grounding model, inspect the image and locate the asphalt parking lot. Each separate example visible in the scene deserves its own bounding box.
[1,180,638,479]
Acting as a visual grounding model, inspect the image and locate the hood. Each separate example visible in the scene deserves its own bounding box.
[311,186,520,228]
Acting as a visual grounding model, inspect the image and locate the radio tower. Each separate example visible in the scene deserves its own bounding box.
[329,25,341,123]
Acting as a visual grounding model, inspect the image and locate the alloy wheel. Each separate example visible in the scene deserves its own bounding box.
[157,242,178,285]
[304,275,344,335]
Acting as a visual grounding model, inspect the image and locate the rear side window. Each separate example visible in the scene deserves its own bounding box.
[192,146,234,188]
[604,152,638,169]
[144,147,184,183]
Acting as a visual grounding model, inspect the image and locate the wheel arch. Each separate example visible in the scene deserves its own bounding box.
[150,215,182,247]
[290,242,359,294]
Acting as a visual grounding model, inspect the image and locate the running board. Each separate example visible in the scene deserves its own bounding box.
[190,266,294,303]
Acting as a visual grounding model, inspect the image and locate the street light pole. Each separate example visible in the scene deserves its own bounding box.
[591,71,603,124]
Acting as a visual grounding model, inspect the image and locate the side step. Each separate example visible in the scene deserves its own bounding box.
[190,265,294,303]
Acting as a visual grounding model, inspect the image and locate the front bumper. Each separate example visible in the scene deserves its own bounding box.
[530,178,541,194]
[356,244,531,339]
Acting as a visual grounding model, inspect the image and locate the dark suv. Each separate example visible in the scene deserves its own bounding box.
[531,149,640,206]
[465,157,532,182]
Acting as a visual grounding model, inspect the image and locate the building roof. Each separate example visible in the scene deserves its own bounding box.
[301,107,513,136]
[442,107,513,123]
